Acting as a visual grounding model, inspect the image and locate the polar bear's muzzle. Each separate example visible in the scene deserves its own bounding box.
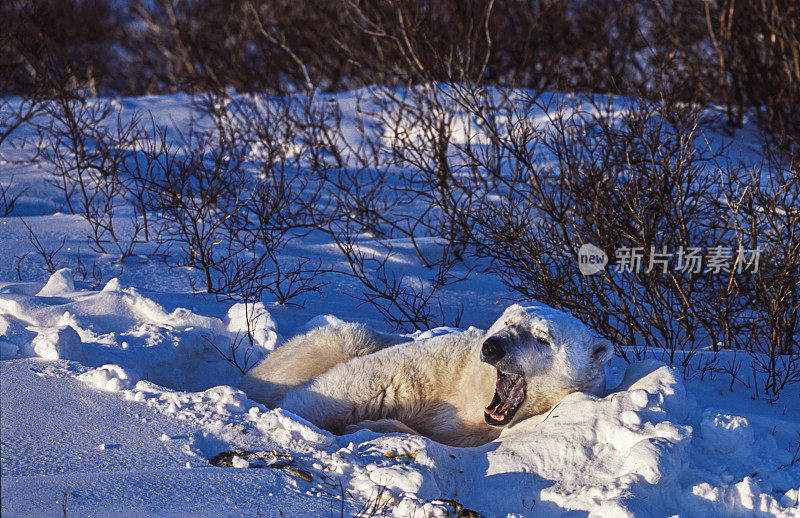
[484,369,527,426]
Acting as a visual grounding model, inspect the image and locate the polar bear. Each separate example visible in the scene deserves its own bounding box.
[240,304,612,447]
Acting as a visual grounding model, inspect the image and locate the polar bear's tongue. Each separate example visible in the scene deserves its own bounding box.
[484,371,527,425]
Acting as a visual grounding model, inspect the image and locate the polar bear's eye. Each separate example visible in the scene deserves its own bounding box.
[536,336,549,346]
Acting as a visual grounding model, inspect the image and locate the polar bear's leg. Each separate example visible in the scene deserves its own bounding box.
[240,323,405,407]
[344,419,420,436]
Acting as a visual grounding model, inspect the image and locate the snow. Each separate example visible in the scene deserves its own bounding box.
[78,363,140,391]
[701,409,755,458]
[30,324,84,361]
[35,267,76,297]
[1,91,799,517]
[226,302,279,353]
[4,341,798,516]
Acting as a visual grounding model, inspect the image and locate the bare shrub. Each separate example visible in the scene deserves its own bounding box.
[41,95,148,260]
[707,0,800,146]
[4,0,797,394]
[201,303,263,375]
[0,174,28,217]
[197,85,477,329]
[370,86,479,260]
[287,86,477,330]
[0,98,44,150]
[127,0,364,93]
[332,224,464,333]
[215,183,330,306]
[125,93,331,304]
[445,91,718,358]
[722,148,800,395]
[20,218,65,275]
[72,245,118,289]
[651,0,800,146]
[200,93,332,305]
[1,0,123,96]
[128,0,255,93]
[129,122,249,293]
[437,84,799,392]
[0,0,650,96]
[1,0,797,154]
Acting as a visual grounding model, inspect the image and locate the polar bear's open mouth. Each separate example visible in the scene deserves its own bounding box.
[484,369,527,426]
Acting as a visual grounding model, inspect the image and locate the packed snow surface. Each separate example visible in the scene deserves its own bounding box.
[1,270,799,517]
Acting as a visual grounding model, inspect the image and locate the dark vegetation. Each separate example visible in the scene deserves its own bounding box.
[3,0,799,144]
[1,0,798,394]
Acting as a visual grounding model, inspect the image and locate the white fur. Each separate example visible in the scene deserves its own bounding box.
[241,304,612,447]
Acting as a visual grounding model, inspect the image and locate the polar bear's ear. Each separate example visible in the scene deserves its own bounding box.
[591,338,613,365]
[503,304,524,315]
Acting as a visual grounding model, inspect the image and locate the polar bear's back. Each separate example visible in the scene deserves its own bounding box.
[280,329,484,433]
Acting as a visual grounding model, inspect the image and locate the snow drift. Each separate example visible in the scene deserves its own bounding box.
[2,270,799,517]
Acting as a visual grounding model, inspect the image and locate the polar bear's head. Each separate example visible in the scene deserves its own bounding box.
[480,304,613,427]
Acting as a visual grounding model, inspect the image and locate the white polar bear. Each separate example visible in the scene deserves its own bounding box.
[240,304,612,447]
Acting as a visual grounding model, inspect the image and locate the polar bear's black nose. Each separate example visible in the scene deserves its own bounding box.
[481,337,506,364]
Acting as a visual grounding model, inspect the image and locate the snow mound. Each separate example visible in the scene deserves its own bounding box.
[226,302,279,353]
[67,357,799,517]
[30,325,84,361]
[100,277,122,292]
[0,276,279,390]
[35,268,75,297]
[408,326,464,340]
[78,364,140,391]
[701,409,755,458]
[298,314,346,332]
